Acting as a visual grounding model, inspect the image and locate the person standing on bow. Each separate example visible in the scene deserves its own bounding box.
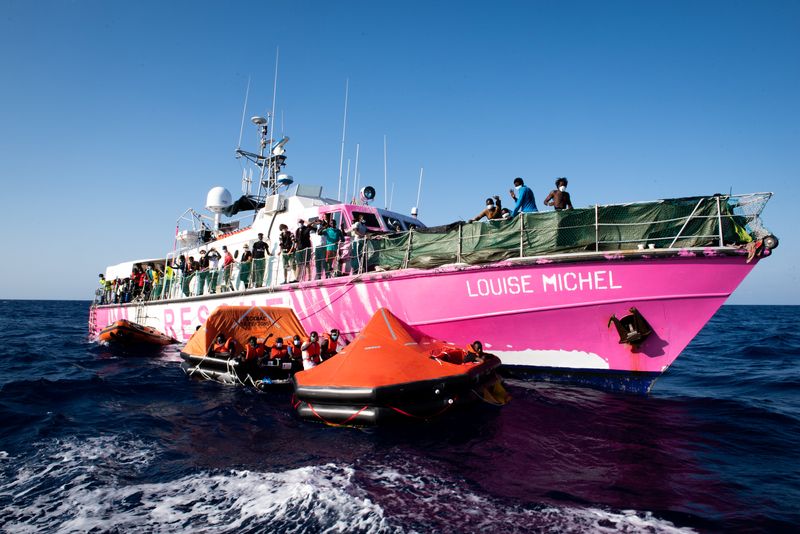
[470,195,503,222]
[544,177,573,211]
[509,177,538,217]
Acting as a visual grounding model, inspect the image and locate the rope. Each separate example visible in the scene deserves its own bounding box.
[388,396,457,420]
[306,401,369,427]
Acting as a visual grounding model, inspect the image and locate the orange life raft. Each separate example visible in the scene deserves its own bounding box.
[98,319,178,346]
[292,308,503,426]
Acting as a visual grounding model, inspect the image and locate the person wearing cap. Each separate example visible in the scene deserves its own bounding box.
[544,177,573,211]
[238,243,253,289]
[251,232,270,288]
[470,195,503,222]
[294,219,313,282]
[509,177,538,217]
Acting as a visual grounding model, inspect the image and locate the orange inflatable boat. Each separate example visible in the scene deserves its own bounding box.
[180,305,307,387]
[293,308,505,425]
[98,319,178,346]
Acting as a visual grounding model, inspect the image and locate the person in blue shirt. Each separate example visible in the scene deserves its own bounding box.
[509,177,538,217]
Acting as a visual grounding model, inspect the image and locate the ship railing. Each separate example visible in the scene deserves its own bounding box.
[98,193,773,304]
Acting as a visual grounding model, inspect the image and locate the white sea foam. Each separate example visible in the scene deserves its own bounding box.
[1,436,391,533]
[1,436,694,534]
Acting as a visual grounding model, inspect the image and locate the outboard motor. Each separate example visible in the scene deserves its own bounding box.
[608,307,653,346]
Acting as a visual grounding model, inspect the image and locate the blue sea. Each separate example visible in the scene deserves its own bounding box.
[0,301,798,533]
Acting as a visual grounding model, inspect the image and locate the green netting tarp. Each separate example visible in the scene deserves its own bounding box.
[366,196,751,271]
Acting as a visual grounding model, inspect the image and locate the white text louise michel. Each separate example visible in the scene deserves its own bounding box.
[466,270,622,297]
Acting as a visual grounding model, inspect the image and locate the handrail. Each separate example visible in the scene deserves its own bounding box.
[95,193,773,304]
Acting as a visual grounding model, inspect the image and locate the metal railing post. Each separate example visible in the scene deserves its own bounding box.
[457,224,463,263]
[519,215,525,257]
[595,204,599,252]
[716,195,724,246]
[668,197,706,249]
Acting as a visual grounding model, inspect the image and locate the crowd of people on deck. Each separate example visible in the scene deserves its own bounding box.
[95,176,574,305]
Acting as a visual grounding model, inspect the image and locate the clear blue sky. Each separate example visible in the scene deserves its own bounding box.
[1,0,797,303]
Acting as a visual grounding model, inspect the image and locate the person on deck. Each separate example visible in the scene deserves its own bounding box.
[322,221,344,277]
[239,244,253,289]
[278,224,296,283]
[471,195,503,222]
[301,331,322,370]
[222,246,234,290]
[206,247,221,293]
[347,216,368,273]
[311,220,327,280]
[251,233,269,288]
[294,219,313,282]
[509,177,538,217]
[543,177,573,211]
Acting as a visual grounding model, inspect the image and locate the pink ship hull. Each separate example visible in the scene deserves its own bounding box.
[91,252,758,393]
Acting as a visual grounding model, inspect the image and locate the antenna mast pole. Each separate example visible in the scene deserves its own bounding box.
[270,47,279,151]
[353,143,361,202]
[237,76,251,150]
[383,134,388,209]
[337,78,349,201]
[344,158,351,204]
[415,167,424,215]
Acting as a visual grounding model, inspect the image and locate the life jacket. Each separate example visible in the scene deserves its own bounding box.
[244,344,264,362]
[270,345,289,359]
[302,340,321,369]
[212,338,234,354]
[322,333,339,355]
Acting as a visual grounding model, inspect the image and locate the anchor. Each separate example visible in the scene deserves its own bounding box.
[608,307,653,346]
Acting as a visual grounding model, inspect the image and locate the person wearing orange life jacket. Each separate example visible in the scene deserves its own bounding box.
[269,336,289,360]
[242,335,267,363]
[320,329,341,361]
[301,331,322,370]
[211,333,235,356]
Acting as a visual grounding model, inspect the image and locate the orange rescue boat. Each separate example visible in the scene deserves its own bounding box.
[98,319,178,346]
[293,308,506,426]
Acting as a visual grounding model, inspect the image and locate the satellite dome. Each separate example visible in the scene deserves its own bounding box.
[206,187,233,213]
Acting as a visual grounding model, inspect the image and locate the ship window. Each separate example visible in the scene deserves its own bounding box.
[351,211,381,229]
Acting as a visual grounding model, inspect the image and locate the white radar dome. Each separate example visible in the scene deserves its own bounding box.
[206,187,233,213]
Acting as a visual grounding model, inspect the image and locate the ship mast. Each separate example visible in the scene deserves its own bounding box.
[234,116,290,199]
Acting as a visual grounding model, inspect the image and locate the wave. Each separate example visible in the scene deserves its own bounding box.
[0,435,695,534]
